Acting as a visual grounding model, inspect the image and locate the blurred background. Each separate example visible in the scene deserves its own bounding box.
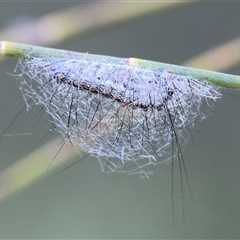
[0,1,240,239]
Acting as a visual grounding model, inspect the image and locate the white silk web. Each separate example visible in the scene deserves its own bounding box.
[15,56,221,178]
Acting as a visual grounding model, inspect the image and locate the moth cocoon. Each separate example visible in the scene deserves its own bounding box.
[15,56,221,178]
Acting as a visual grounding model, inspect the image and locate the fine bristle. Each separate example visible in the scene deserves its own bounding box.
[15,56,221,178]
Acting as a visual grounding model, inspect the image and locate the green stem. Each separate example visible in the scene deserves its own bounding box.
[132,58,240,89]
[1,41,240,89]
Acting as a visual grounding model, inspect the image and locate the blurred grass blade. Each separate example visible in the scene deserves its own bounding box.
[184,36,240,71]
[0,139,78,202]
[0,1,191,46]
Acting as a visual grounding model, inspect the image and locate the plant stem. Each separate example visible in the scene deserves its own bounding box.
[1,41,240,89]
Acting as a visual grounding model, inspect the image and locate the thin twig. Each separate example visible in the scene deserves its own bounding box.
[1,41,240,89]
